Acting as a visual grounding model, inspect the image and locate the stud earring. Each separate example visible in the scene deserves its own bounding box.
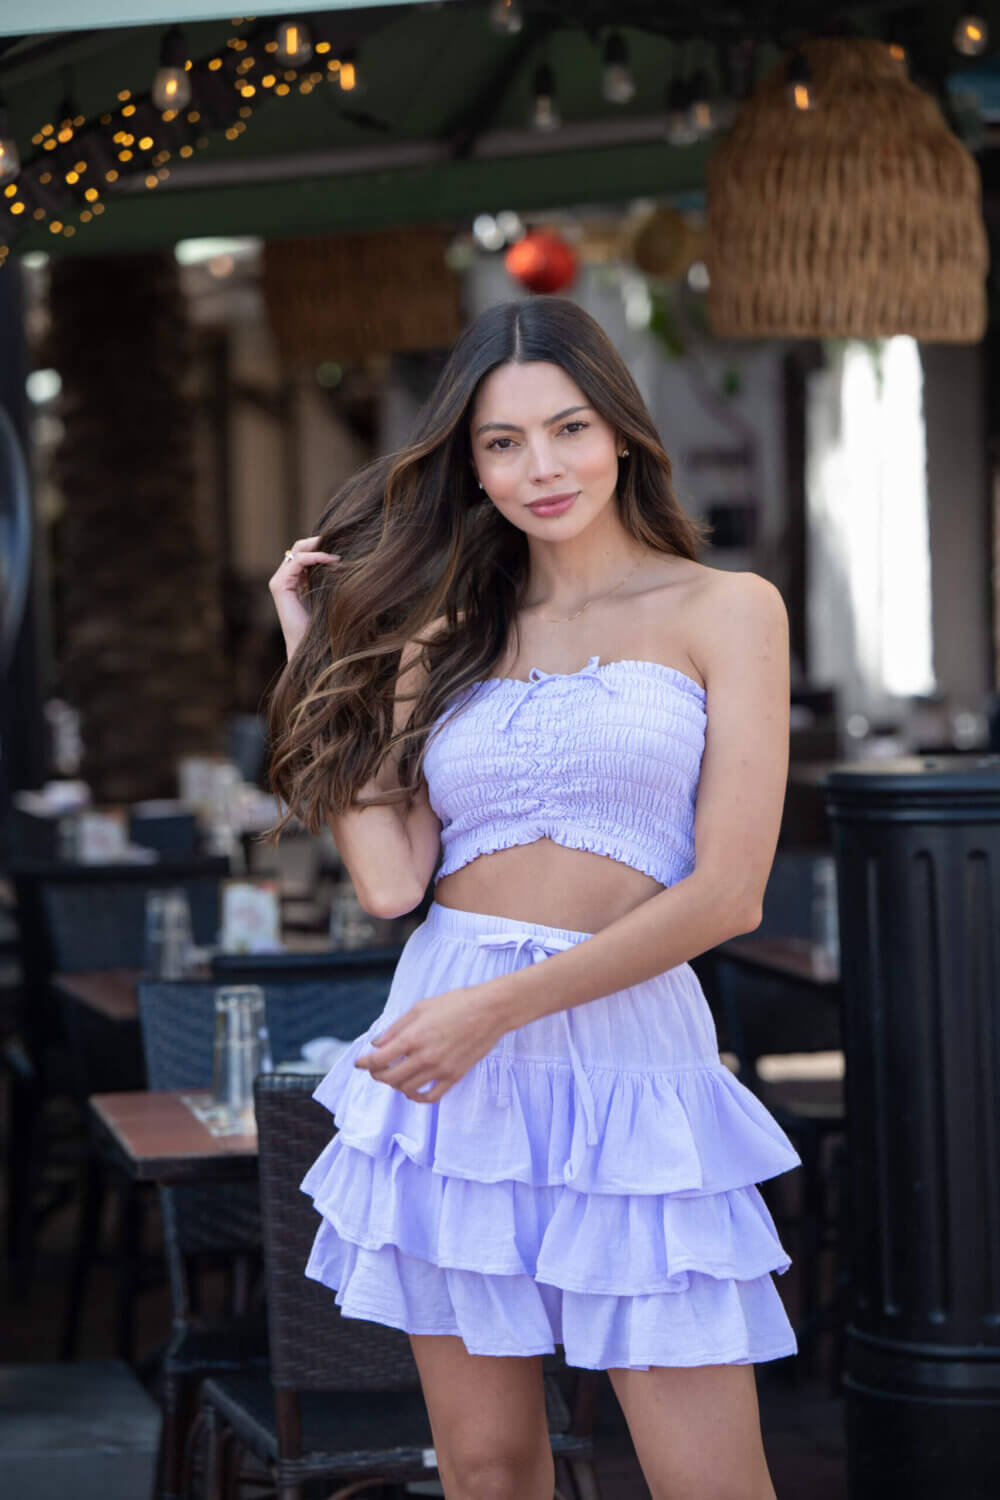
[477,480,484,490]
[620,448,630,458]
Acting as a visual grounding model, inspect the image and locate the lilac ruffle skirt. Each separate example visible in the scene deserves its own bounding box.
[301,900,802,1370]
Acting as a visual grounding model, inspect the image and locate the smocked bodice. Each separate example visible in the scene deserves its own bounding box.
[423,655,707,889]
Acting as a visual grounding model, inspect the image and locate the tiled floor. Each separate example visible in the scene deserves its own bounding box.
[0,1082,846,1499]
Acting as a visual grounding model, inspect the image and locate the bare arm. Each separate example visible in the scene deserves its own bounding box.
[269,540,443,920]
[327,630,444,920]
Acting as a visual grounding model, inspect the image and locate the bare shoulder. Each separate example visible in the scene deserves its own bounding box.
[685,567,789,690]
[398,613,449,679]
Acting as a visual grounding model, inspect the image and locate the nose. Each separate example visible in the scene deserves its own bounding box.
[526,436,564,485]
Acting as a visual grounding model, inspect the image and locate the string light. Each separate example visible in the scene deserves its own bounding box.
[274,19,312,67]
[531,61,560,131]
[153,26,192,110]
[337,50,362,93]
[665,76,698,145]
[489,0,523,36]
[602,33,636,105]
[787,49,814,111]
[954,15,988,56]
[0,100,20,185]
[687,67,715,134]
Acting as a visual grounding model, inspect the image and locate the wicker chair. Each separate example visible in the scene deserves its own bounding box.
[193,1072,599,1500]
[137,978,270,1500]
[5,855,228,1296]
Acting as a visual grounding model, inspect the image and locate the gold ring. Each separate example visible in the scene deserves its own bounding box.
[283,549,295,563]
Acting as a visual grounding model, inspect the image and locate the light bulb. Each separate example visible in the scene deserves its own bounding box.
[275,19,313,67]
[473,213,505,251]
[336,51,365,94]
[786,50,814,111]
[489,0,523,36]
[0,106,20,185]
[954,15,988,56]
[153,68,190,111]
[531,62,560,131]
[153,27,192,112]
[686,69,714,135]
[664,78,698,146]
[602,34,636,105]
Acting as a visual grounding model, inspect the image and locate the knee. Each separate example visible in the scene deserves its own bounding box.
[445,1441,552,1500]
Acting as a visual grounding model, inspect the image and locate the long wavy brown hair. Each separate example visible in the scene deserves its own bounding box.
[263,296,710,841]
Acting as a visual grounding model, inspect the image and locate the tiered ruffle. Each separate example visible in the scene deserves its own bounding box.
[301,1026,802,1369]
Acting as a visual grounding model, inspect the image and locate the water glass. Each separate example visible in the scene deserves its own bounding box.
[211,984,273,1132]
[144,888,194,978]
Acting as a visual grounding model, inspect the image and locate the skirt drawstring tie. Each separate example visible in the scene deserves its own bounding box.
[473,931,600,1147]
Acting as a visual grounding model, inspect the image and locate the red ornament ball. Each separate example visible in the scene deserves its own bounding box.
[504,230,577,294]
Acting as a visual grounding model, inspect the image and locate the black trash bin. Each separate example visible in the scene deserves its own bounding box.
[823,754,1000,1500]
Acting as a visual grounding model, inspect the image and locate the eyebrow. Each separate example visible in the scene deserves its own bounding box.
[474,404,591,437]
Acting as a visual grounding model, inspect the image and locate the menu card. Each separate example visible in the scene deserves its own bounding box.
[220,878,282,953]
[76,807,129,863]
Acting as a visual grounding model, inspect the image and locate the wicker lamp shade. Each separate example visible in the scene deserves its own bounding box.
[706,39,989,342]
[262,226,462,364]
[630,206,701,280]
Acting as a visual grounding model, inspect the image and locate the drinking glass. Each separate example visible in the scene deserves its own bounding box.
[210,984,273,1132]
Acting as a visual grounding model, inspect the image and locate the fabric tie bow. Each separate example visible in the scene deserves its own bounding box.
[473,930,599,1147]
[496,654,619,733]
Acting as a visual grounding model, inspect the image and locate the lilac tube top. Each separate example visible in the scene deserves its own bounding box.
[423,654,707,889]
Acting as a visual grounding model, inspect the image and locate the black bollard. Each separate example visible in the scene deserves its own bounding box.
[823,755,1000,1500]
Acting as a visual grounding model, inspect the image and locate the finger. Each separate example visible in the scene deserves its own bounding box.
[283,551,340,566]
[407,1079,450,1104]
[355,1039,411,1072]
[375,1059,430,1091]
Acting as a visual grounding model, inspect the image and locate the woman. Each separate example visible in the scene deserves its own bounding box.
[266,297,801,1500]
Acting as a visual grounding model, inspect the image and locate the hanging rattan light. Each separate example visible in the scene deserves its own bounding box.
[706,38,989,341]
[262,226,462,364]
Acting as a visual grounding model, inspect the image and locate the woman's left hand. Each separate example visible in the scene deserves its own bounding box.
[353,984,505,1104]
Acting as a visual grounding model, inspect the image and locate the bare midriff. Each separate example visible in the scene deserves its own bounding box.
[433,839,665,934]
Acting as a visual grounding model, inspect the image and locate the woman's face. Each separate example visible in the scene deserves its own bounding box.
[469,360,625,535]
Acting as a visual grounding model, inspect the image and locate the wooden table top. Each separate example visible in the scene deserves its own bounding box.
[54,924,407,1022]
[716,935,841,988]
[55,968,145,1021]
[89,1089,260,1183]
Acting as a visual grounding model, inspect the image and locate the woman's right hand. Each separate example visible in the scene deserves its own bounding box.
[268,535,340,661]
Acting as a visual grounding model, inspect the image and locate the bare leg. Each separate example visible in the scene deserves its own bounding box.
[609,1362,778,1500]
[409,1334,554,1500]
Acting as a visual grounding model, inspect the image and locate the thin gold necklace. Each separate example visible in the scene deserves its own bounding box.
[534,554,645,624]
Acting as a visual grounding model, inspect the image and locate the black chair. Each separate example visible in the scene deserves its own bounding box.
[4,854,229,1290]
[128,806,200,859]
[209,946,403,1064]
[193,1072,599,1500]
[137,977,271,1500]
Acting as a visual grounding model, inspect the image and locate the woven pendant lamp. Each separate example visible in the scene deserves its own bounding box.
[262,226,462,364]
[706,39,989,341]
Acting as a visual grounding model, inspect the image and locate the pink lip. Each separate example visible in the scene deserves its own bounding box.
[527,492,578,513]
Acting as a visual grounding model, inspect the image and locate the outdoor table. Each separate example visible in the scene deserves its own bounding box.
[710,935,843,1091]
[53,928,376,1026]
[88,1089,260,1185]
[716,935,841,988]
